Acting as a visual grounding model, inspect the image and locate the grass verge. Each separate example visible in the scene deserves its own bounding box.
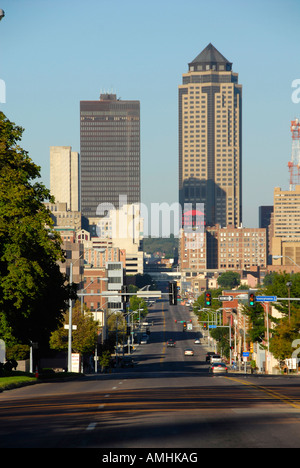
[0,370,82,392]
[0,373,37,392]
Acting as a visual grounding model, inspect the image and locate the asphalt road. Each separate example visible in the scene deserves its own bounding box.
[2,299,300,449]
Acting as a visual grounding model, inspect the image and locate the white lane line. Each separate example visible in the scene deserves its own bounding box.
[86,422,97,431]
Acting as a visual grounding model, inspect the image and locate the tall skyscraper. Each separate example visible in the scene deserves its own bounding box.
[50,146,79,211]
[80,93,140,220]
[179,43,242,227]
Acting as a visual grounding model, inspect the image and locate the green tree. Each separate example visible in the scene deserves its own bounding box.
[210,327,230,358]
[242,302,265,344]
[217,271,240,289]
[264,272,300,319]
[49,301,99,355]
[130,296,148,314]
[0,112,72,351]
[269,309,300,362]
[260,272,300,362]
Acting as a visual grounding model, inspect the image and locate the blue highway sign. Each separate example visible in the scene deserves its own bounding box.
[256,296,277,302]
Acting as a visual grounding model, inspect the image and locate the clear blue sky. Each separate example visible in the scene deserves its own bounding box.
[0,0,299,228]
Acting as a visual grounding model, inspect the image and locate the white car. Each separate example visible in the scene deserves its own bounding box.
[194,339,201,344]
[210,363,228,374]
[210,354,222,363]
[184,348,194,356]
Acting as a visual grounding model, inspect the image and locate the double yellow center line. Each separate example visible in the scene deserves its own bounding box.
[225,376,300,410]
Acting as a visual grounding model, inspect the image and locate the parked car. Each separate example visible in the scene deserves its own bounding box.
[120,357,135,368]
[140,335,149,344]
[210,362,228,374]
[184,348,194,356]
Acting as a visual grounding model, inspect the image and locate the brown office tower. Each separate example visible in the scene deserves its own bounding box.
[179,43,242,227]
[80,93,140,220]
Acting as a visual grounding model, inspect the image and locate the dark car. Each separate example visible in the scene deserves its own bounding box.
[206,352,215,362]
[167,339,176,347]
[120,357,135,368]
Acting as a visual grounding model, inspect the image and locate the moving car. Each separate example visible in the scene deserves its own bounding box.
[184,348,194,356]
[210,354,222,363]
[206,352,215,362]
[210,362,228,374]
[167,339,176,347]
[194,338,201,344]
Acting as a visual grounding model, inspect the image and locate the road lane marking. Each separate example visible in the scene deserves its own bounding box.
[225,376,300,410]
[86,422,97,431]
[160,302,166,364]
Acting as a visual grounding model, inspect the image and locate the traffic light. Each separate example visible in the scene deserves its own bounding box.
[203,323,207,330]
[169,281,177,306]
[121,285,129,303]
[248,292,256,307]
[205,291,212,307]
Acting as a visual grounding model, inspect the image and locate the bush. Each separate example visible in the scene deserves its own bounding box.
[0,359,18,374]
[6,344,30,361]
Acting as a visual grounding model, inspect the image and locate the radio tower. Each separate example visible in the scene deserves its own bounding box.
[288,119,300,191]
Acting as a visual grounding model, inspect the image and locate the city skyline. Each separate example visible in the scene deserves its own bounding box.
[0,0,299,228]
[80,93,140,220]
[178,43,242,228]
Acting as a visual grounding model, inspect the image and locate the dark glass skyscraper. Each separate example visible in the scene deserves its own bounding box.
[80,93,140,219]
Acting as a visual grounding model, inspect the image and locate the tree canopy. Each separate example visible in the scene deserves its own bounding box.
[0,112,72,351]
[217,271,240,289]
[50,302,99,355]
[263,272,300,361]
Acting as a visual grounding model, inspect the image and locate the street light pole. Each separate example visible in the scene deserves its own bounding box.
[67,253,84,373]
[272,255,300,269]
[286,281,292,323]
[67,262,73,372]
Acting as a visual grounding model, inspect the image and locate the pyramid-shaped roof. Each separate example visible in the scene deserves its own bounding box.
[189,43,232,67]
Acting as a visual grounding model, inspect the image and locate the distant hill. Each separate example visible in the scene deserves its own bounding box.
[143,235,178,259]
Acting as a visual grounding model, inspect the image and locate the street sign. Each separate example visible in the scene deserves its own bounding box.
[137,291,162,298]
[219,295,234,302]
[256,296,277,302]
[64,324,77,330]
[209,324,217,329]
[242,352,250,357]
